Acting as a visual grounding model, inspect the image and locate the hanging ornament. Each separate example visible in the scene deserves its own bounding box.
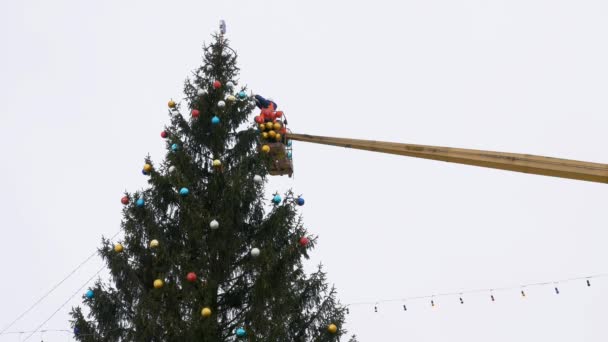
[299,237,309,247]
[150,239,159,248]
[213,80,221,89]
[253,175,263,184]
[114,243,124,252]
[268,130,276,139]
[85,290,94,299]
[143,164,152,173]
[121,196,129,205]
[210,219,219,229]
[191,109,200,118]
[153,279,164,289]
[327,324,337,334]
[238,91,247,99]
[197,88,205,96]
[179,187,189,197]
[168,100,176,108]
[287,151,293,159]
[73,327,79,335]
[273,122,282,130]
[226,95,237,103]
[251,248,260,257]
[262,132,269,139]
[171,143,180,152]
[213,159,221,167]
[235,328,246,337]
[168,166,176,173]
[211,116,220,125]
[259,124,266,131]
[161,131,168,138]
[142,170,149,176]
[201,307,212,318]
[136,198,145,207]
[186,272,197,283]
[261,145,270,153]
[218,100,226,108]
[254,116,264,124]
[276,111,284,118]
[272,195,282,204]
[265,122,273,130]
[226,81,234,88]
[275,133,282,141]
[296,197,305,206]
[287,140,292,147]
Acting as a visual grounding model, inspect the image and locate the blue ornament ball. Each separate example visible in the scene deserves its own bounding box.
[85,290,94,299]
[272,195,281,204]
[179,187,189,196]
[296,197,305,206]
[142,170,148,175]
[136,198,145,207]
[238,91,247,99]
[287,151,292,159]
[211,116,220,125]
[236,328,246,337]
[287,140,292,147]
[74,327,80,335]
[171,143,180,152]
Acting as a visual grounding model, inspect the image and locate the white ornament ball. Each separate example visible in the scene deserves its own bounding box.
[251,248,260,257]
[197,88,205,96]
[253,175,263,184]
[218,100,226,108]
[226,81,234,88]
[210,219,219,229]
[168,166,176,173]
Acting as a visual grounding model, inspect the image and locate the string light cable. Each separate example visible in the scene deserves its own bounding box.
[0,230,121,336]
[345,272,608,311]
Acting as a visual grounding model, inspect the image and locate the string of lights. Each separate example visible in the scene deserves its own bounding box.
[344,272,608,313]
[0,230,121,336]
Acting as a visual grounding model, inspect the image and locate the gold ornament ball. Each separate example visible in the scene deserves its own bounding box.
[226,95,237,102]
[275,133,282,141]
[265,122,273,130]
[328,324,337,334]
[143,163,152,172]
[213,159,221,167]
[262,132,269,139]
[259,124,266,131]
[153,279,164,289]
[150,239,159,248]
[114,243,123,253]
[201,307,212,318]
[273,122,281,130]
[168,100,176,108]
[261,145,270,153]
[268,130,276,138]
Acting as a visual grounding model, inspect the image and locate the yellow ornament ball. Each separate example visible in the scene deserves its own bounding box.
[265,122,273,130]
[213,159,221,167]
[143,163,152,172]
[275,133,282,141]
[259,124,266,131]
[262,132,269,139]
[153,279,164,289]
[261,145,270,153]
[268,130,276,138]
[201,307,212,318]
[273,122,282,130]
[168,100,176,108]
[150,239,159,248]
[114,243,123,253]
[328,324,338,334]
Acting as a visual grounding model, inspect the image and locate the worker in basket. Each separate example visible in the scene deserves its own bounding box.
[253,94,292,177]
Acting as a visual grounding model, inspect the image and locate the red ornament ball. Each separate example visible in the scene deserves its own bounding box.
[254,116,264,124]
[213,80,221,89]
[186,272,197,283]
[191,109,200,118]
[121,196,129,205]
[299,237,310,247]
[161,131,168,138]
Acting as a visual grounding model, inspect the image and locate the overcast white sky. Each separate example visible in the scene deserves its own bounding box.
[2,0,608,341]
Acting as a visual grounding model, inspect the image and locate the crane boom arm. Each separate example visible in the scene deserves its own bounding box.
[287,133,608,184]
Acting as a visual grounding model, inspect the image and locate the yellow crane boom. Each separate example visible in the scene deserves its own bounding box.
[287,133,608,184]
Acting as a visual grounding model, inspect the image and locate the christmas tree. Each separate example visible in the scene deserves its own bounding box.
[70,31,354,341]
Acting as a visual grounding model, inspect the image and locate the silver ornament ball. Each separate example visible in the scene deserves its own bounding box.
[251,248,260,257]
[218,100,226,108]
[210,219,219,229]
[253,175,263,184]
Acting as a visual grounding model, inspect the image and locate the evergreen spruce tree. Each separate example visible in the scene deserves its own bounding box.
[70,32,354,341]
